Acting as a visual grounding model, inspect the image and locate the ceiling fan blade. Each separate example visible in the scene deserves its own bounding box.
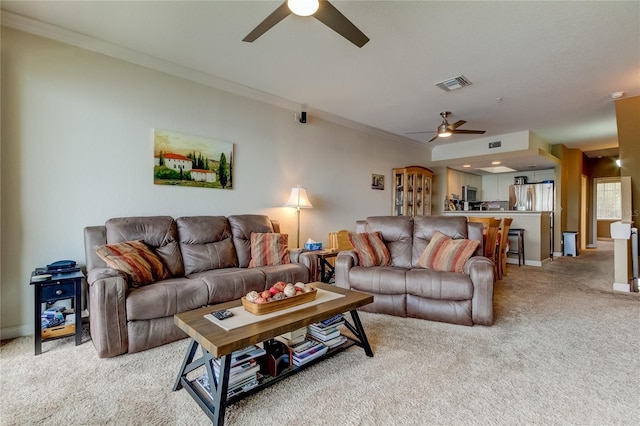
[428,134,439,143]
[313,0,369,47]
[243,2,291,43]
[449,120,466,130]
[405,131,435,135]
[451,129,486,134]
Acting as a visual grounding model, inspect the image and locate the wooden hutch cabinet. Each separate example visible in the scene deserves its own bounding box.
[392,166,434,216]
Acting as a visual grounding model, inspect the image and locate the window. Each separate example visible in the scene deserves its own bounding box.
[596,179,621,220]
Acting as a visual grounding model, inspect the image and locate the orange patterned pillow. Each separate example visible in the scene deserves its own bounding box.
[94,240,169,287]
[418,231,479,273]
[248,233,291,267]
[348,232,391,267]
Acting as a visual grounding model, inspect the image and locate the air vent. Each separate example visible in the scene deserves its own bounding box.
[435,75,472,92]
[489,141,502,149]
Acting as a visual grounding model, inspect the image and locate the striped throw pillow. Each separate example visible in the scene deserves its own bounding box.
[418,231,479,273]
[248,233,291,267]
[94,240,169,287]
[348,232,391,267]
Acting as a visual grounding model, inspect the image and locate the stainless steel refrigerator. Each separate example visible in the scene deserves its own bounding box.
[509,181,555,259]
[509,182,554,212]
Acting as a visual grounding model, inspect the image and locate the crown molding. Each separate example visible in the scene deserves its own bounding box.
[1,11,421,148]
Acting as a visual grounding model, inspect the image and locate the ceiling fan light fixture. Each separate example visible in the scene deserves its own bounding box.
[437,123,452,137]
[288,0,319,16]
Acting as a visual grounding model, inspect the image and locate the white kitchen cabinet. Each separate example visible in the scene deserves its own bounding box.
[481,175,498,201]
[533,169,555,182]
[497,173,514,201]
[447,169,482,200]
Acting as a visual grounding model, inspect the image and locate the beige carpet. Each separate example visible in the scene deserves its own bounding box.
[1,242,638,425]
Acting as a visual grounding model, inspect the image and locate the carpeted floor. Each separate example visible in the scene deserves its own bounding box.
[1,241,638,425]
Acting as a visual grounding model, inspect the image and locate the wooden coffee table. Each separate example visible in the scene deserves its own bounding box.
[172,282,374,426]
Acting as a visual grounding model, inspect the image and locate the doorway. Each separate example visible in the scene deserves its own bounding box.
[594,177,622,240]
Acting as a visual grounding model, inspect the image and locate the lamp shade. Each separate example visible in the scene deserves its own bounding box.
[284,186,313,209]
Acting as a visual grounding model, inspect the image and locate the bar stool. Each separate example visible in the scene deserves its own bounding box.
[507,228,525,266]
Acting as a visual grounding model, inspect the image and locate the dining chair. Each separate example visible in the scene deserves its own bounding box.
[329,230,353,251]
[496,217,513,280]
[328,230,354,267]
[468,217,501,280]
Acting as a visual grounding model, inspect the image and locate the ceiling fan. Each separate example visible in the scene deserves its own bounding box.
[243,0,369,48]
[407,111,486,143]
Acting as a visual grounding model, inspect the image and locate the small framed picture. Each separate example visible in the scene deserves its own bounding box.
[371,174,384,190]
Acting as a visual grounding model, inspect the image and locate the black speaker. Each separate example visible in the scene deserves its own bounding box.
[299,112,307,123]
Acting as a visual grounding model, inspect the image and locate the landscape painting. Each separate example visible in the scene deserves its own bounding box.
[153,129,233,189]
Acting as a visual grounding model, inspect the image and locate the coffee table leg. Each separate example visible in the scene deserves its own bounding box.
[344,310,374,357]
[173,339,199,391]
[208,351,232,426]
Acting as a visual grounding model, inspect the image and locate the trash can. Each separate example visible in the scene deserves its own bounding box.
[562,231,579,256]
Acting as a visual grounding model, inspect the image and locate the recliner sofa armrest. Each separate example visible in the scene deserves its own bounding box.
[464,256,494,326]
[334,250,359,289]
[288,248,305,263]
[87,268,129,358]
[297,251,319,282]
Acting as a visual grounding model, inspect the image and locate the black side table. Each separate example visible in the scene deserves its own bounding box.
[315,249,338,283]
[30,270,84,355]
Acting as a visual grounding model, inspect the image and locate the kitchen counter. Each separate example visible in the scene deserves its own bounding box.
[441,210,553,266]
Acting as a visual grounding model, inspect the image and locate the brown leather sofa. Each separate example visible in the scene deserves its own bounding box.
[84,215,315,358]
[335,216,494,326]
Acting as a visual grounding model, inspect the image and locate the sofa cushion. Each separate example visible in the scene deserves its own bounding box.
[94,240,169,287]
[249,233,291,267]
[364,216,414,268]
[348,232,391,267]
[189,268,267,305]
[347,266,408,294]
[406,268,474,300]
[253,263,310,287]
[228,215,276,268]
[105,216,184,277]
[126,277,208,320]
[177,216,238,275]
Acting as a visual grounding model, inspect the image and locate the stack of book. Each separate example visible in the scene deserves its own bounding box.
[195,345,266,399]
[290,339,328,367]
[307,314,347,349]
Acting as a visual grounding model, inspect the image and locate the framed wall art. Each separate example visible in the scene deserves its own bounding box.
[153,129,233,189]
[371,174,384,190]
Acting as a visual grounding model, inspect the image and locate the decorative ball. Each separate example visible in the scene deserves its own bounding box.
[272,292,286,301]
[283,284,297,297]
[245,291,260,303]
[255,297,267,304]
[260,290,272,299]
[294,282,306,289]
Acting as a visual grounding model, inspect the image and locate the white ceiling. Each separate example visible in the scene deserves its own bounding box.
[3,1,639,169]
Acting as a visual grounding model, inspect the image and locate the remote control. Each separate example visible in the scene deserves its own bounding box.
[211,309,234,320]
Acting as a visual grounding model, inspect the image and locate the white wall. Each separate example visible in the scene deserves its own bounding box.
[0,28,429,338]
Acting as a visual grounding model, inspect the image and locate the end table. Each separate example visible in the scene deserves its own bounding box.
[30,269,84,355]
[314,249,338,283]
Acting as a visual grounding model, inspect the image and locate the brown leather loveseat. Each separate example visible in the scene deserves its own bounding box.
[335,216,494,326]
[84,214,314,358]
